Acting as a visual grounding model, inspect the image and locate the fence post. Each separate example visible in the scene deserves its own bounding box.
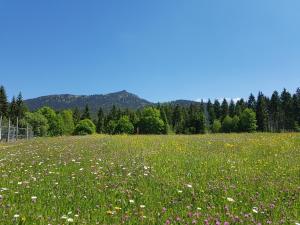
[7,118,11,142]
[16,117,19,141]
[0,115,2,141]
[26,124,29,140]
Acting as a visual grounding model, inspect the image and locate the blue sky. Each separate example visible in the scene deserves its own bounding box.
[0,0,299,102]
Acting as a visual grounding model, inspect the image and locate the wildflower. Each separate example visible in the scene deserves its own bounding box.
[227,197,235,202]
[165,219,171,225]
[129,199,135,204]
[224,222,230,225]
[31,196,37,203]
[67,218,74,222]
[186,184,193,188]
[177,190,183,193]
[114,207,122,211]
[14,214,20,219]
[252,207,258,214]
[140,205,146,209]
[61,215,68,219]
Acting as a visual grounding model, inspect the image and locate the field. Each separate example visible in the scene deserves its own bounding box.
[0,134,299,225]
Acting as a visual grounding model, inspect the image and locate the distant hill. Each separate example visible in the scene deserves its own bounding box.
[25,90,152,113]
[25,91,205,116]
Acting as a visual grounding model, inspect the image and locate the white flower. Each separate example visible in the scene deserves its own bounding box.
[14,214,20,218]
[0,195,3,200]
[31,196,37,202]
[67,218,74,222]
[140,205,146,208]
[227,197,235,202]
[177,190,183,193]
[252,207,258,214]
[129,199,135,204]
[61,215,68,219]
[295,223,300,225]
[186,184,193,188]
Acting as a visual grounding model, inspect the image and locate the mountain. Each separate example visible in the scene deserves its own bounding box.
[25,90,152,114]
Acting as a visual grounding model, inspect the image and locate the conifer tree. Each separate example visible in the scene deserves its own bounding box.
[220,98,229,120]
[269,91,281,132]
[228,100,235,117]
[247,93,256,111]
[256,92,269,132]
[207,99,216,125]
[9,96,18,123]
[73,107,81,124]
[280,89,294,130]
[213,100,221,119]
[0,85,8,118]
[81,104,91,120]
[96,107,105,133]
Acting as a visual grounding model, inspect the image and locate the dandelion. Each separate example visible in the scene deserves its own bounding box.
[227,197,235,202]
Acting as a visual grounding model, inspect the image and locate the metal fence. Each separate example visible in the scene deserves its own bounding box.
[0,116,34,142]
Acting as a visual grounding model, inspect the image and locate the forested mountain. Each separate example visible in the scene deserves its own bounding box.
[25,90,152,113]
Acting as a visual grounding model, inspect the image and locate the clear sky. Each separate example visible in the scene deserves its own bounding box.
[0,0,299,102]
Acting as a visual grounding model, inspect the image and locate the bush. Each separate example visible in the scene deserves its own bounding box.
[137,107,165,134]
[114,116,134,134]
[212,120,221,133]
[38,107,63,136]
[25,112,49,136]
[222,115,232,133]
[239,108,257,132]
[74,119,96,135]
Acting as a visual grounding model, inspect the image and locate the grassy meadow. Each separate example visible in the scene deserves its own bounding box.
[0,134,299,224]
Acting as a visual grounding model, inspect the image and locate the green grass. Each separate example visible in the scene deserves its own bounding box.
[0,134,299,224]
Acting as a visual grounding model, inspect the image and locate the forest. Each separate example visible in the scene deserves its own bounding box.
[0,85,300,136]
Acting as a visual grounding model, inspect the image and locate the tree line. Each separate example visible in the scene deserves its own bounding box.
[0,85,299,136]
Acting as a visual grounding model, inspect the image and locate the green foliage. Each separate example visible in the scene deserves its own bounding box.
[81,104,91,120]
[138,107,165,134]
[239,108,257,132]
[106,120,117,134]
[222,115,233,133]
[0,85,8,118]
[212,119,221,133]
[72,107,81,125]
[38,107,63,136]
[60,110,75,135]
[74,119,96,135]
[231,115,240,132]
[96,107,105,133]
[114,116,134,134]
[25,112,49,136]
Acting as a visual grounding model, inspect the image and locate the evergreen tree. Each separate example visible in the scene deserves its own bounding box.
[292,88,300,129]
[247,93,256,111]
[280,89,294,131]
[81,104,91,120]
[256,92,269,132]
[231,115,240,132]
[0,86,8,118]
[269,91,281,132]
[235,99,247,116]
[160,107,169,134]
[9,96,18,124]
[73,107,81,125]
[220,98,229,120]
[16,92,27,119]
[172,105,184,133]
[96,107,105,133]
[207,99,216,125]
[228,100,235,117]
[213,99,221,119]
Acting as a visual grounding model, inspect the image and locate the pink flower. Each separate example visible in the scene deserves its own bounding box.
[224,222,230,225]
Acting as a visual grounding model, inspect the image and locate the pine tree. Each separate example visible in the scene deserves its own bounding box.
[0,85,8,118]
[81,104,91,120]
[73,107,81,124]
[220,98,229,120]
[96,107,104,133]
[256,92,269,132]
[228,100,235,117]
[172,105,184,133]
[16,92,27,119]
[9,96,18,124]
[293,88,300,127]
[247,93,256,111]
[207,99,216,125]
[280,89,294,131]
[269,91,281,132]
[160,107,169,134]
[213,100,221,119]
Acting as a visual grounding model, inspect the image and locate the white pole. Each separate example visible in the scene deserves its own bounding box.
[0,115,2,141]
[16,117,19,141]
[7,118,11,142]
[26,124,29,140]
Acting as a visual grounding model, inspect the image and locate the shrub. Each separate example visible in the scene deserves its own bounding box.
[239,108,257,132]
[74,119,96,135]
[137,107,165,134]
[114,116,134,134]
[222,115,233,133]
[212,120,221,133]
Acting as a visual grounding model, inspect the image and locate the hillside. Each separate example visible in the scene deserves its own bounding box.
[25,90,152,113]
